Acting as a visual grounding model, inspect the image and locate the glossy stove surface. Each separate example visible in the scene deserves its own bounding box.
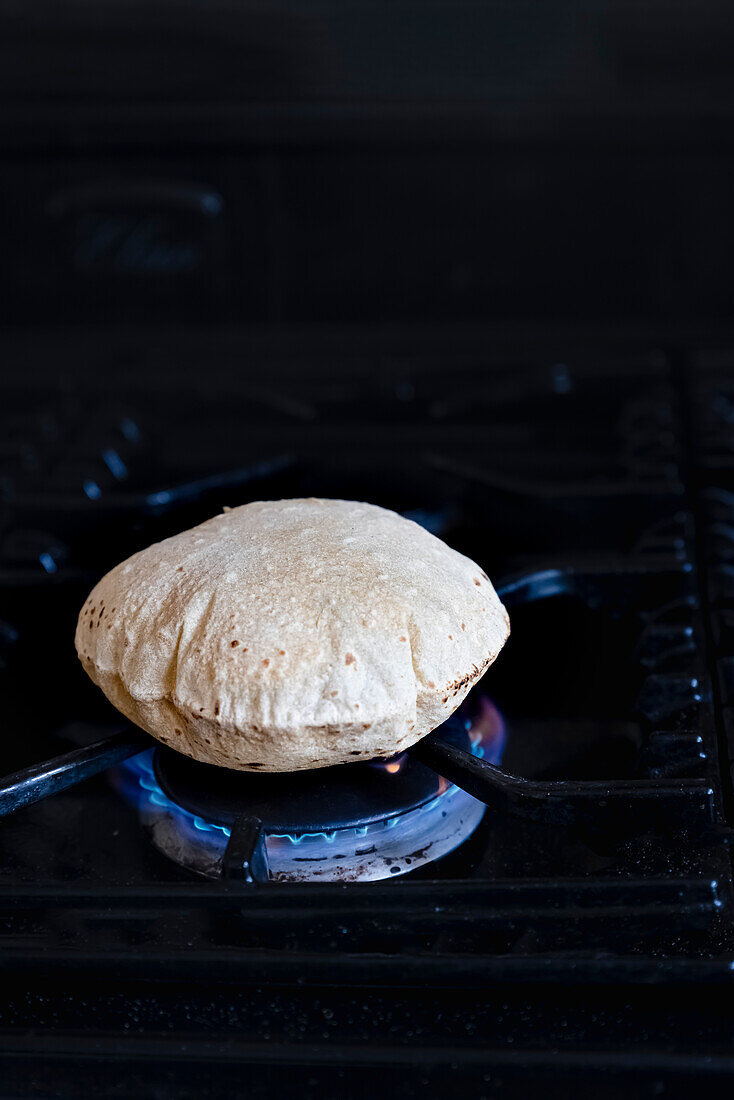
[1,334,734,1097]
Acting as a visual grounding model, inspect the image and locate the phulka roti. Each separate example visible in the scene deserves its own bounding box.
[75,498,510,771]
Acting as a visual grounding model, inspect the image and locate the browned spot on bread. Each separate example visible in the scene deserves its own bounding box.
[399,635,407,642]
[362,723,371,730]
[331,691,338,697]
[214,704,220,716]
[174,728,182,736]
[427,680,435,688]
[279,650,286,655]
[461,622,466,630]
[448,635,453,640]
[349,750,361,755]
[231,640,239,647]
[443,651,496,697]
[262,658,270,667]
[474,578,482,586]
[177,566,184,572]
[111,608,116,613]
[242,647,248,652]
[246,762,264,768]
[354,703,360,709]
[481,570,489,581]
[345,653,356,666]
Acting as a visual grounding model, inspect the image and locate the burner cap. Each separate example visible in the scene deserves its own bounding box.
[153,719,470,833]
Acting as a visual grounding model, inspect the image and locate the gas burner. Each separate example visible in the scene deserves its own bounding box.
[114,703,505,882]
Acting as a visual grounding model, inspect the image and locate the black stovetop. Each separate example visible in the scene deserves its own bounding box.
[2,332,734,1097]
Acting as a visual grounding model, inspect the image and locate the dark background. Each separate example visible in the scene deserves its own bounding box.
[2,0,734,334]
[4,8,734,1098]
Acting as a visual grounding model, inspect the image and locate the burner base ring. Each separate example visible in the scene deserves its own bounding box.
[141,779,486,882]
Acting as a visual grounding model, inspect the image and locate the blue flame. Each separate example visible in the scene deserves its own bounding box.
[465,696,506,765]
[115,704,505,851]
[115,752,232,839]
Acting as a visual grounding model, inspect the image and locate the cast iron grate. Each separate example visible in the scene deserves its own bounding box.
[0,341,731,985]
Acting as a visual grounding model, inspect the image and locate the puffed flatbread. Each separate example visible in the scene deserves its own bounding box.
[76,498,510,771]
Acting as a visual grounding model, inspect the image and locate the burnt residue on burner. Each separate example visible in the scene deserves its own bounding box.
[402,842,435,863]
